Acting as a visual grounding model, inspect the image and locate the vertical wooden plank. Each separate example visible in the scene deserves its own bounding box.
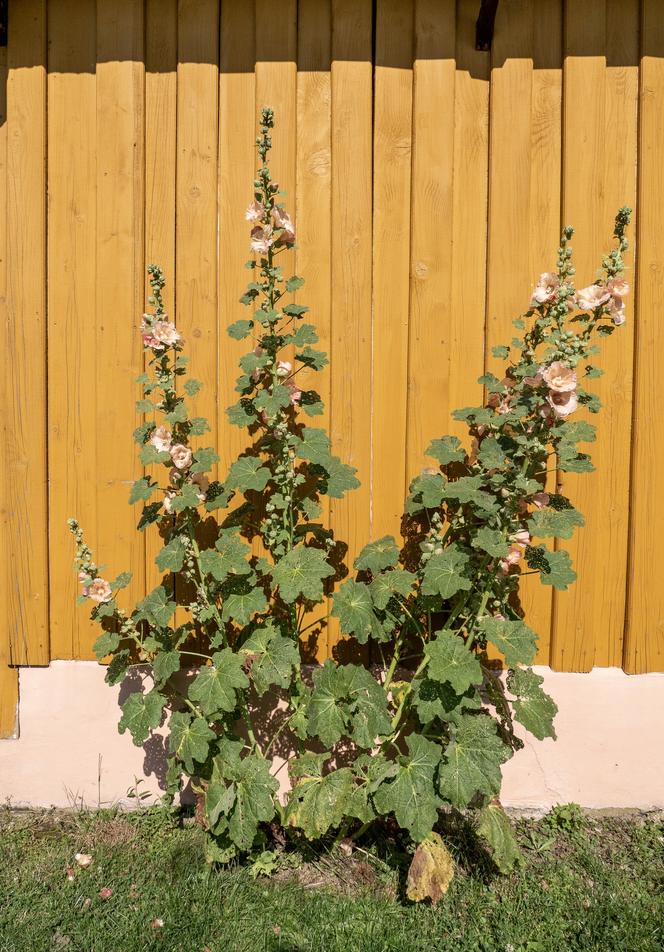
[624,0,664,673]
[5,0,49,665]
[371,0,413,542]
[551,0,636,671]
[448,0,489,440]
[96,0,146,613]
[0,42,18,735]
[297,0,332,658]
[407,0,456,486]
[329,0,373,652]
[145,0,178,591]
[177,0,220,471]
[47,0,98,660]
[485,0,562,663]
[219,0,256,468]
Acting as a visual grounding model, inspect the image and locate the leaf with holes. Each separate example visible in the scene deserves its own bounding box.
[425,631,483,694]
[189,649,249,716]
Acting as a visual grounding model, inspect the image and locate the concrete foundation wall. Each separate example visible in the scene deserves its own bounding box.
[1,662,662,811]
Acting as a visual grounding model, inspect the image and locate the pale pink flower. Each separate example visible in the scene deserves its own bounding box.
[78,570,89,583]
[98,887,113,900]
[499,545,523,575]
[607,277,629,298]
[66,867,76,882]
[607,296,626,326]
[523,373,543,388]
[540,361,577,393]
[276,360,292,377]
[531,272,559,305]
[191,472,209,503]
[285,378,302,405]
[488,392,511,415]
[576,284,611,311]
[169,467,182,485]
[511,528,531,547]
[245,200,265,222]
[150,425,173,453]
[84,578,113,603]
[250,224,274,254]
[152,320,182,347]
[150,918,165,930]
[75,853,93,868]
[547,389,578,417]
[170,444,193,470]
[140,316,164,351]
[163,491,175,514]
[251,346,265,383]
[532,491,550,509]
[271,206,296,245]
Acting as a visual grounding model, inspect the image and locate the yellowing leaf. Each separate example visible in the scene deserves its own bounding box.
[406,832,455,904]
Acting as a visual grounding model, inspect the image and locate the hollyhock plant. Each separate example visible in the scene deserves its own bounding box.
[69,107,631,886]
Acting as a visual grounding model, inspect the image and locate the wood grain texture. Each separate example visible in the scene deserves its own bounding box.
[486,0,562,663]
[624,0,664,673]
[407,0,456,486]
[145,0,178,592]
[96,0,146,616]
[177,0,220,476]
[551,0,637,672]
[296,0,333,659]
[5,0,49,665]
[47,0,98,659]
[329,0,373,652]
[371,0,413,543]
[0,43,18,735]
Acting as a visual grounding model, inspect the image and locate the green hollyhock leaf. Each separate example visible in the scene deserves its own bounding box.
[437,714,511,809]
[241,625,300,696]
[105,649,130,686]
[492,344,510,360]
[286,275,305,292]
[305,661,347,746]
[306,662,390,749]
[188,416,211,436]
[285,757,354,839]
[92,630,120,661]
[478,617,537,666]
[508,667,557,740]
[331,579,374,640]
[425,630,483,694]
[476,802,522,873]
[478,437,508,470]
[528,507,584,539]
[155,538,186,573]
[226,753,278,850]
[553,420,596,444]
[169,483,203,513]
[526,545,576,590]
[409,473,446,510]
[369,568,416,610]
[441,476,495,509]
[226,457,271,492]
[136,586,176,628]
[557,445,595,473]
[373,735,443,842]
[199,534,252,583]
[184,378,202,396]
[110,571,132,592]
[135,398,155,413]
[412,678,481,726]
[191,447,220,474]
[426,435,465,465]
[222,586,268,626]
[421,546,472,599]
[317,456,359,498]
[119,689,164,746]
[346,753,396,823]
[296,346,328,370]
[129,477,156,505]
[189,649,249,716]
[227,319,253,340]
[300,394,324,417]
[287,323,318,346]
[226,400,257,427]
[254,385,291,417]
[471,527,509,558]
[283,302,309,317]
[296,427,331,464]
[168,712,216,774]
[353,536,400,574]
[152,650,181,687]
[272,545,334,604]
[140,444,172,465]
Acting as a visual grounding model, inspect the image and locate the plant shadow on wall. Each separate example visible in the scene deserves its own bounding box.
[68,109,631,902]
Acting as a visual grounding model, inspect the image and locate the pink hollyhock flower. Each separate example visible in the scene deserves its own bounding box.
[576,284,611,311]
[488,392,511,415]
[78,570,89,583]
[152,320,182,347]
[84,578,113,603]
[250,224,274,254]
[540,361,577,393]
[150,425,173,453]
[523,372,543,387]
[163,491,175,514]
[511,528,531,547]
[245,200,265,222]
[607,295,626,326]
[170,444,193,470]
[276,360,292,377]
[98,887,113,900]
[191,472,209,503]
[607,277,629,298]
[499,545,523,575]
[547,389,578,417]
[532,491,550,509]
[285,378,302,405]
[251,346,265,383]
[271,207,296,245]
[531,272,559,305]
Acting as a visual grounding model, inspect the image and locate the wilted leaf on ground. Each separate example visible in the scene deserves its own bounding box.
[406,832,455,904]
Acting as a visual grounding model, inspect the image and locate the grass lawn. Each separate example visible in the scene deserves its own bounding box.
[0,804,662,952]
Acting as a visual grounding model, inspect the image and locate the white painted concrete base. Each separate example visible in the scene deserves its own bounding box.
[0,661,662,811]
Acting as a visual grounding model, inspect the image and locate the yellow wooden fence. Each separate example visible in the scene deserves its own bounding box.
[2,0,663,736]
